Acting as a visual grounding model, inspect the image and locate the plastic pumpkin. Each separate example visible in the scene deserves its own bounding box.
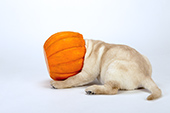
[44,31,86,80]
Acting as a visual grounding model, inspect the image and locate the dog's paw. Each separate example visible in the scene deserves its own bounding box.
[85,90,95,95]
[51,84,57,89]
[50,80,57,89]
[50,80,65,89]
[85,85,99,95]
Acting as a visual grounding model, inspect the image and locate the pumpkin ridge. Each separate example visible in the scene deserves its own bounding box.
[50,72,77,80]
[44,31,81,47]
[50,70,81,74]
[49,57,84,66]
[44,36,83,50]
[44,31,81,48]
[47,46,86,58]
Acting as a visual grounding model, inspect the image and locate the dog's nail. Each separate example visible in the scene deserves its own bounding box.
[86,91,94,95]
[86,91,91,94]
[51,85,56,89]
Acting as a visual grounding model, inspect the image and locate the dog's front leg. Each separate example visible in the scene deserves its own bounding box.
[51,71,95,89]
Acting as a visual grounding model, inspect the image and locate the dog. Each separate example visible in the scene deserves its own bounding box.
[51,39,162,100]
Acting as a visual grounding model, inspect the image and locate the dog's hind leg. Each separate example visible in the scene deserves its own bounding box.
[85,81,119,95]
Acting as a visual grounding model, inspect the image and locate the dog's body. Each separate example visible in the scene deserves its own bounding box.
[51,39,161,100]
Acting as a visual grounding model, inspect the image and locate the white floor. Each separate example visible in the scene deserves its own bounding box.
[1,54,170,113]
[1,0,170,113]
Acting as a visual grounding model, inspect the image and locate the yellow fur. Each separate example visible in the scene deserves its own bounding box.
[51,39,162,100]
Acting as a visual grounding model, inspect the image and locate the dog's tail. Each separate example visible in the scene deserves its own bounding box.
[142,77,162,100]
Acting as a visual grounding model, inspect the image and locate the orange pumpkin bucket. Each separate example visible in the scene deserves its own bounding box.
[43,31,86,80]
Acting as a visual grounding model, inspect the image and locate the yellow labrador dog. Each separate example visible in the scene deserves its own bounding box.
[51,39,161,100]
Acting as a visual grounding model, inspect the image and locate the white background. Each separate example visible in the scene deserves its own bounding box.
[0,0,170,113]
